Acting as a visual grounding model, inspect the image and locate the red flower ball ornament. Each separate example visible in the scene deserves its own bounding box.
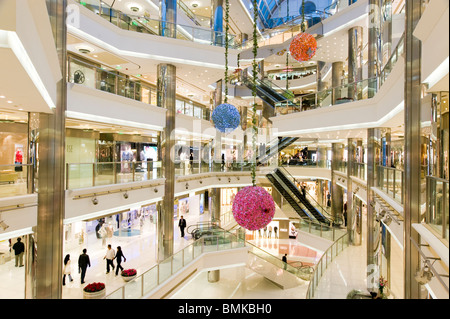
[232,186,275,231]
[289,33,317,62]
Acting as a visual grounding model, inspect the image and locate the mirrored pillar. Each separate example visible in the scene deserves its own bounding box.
[157,64,176,261]
[404,0,423,299]
[331,143,344,221]
[211,0,224,45]
[368,0,381,98]
[367,128,382,292]
[30,0,67,299]
[347,138,362,245]
[332,61,344,103]
[348,26,363,101]
[159,0,177,38]
[316,61,326,92]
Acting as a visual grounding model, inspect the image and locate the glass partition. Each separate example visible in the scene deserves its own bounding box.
[105,228,245,299]
[66,161,162,190]
[75,0,235,48]
[0,164,33,198]
[306,232,349,299]
[426,176,449,240]
[377,166,404,204]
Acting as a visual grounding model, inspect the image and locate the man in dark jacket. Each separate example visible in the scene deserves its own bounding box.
[179,215,187,238]
[12,237,25,267]
[78,248,91,284]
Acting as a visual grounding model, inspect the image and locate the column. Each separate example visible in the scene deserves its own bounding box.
[211,0,224,45]
[368,0,381,98]
[28,0,67,299]
[213,80,223,171]
[348,26,363,101]
[331,143,344,221]
[316,144,327,168]
[160,0,177,38]
[347,138,362,245]
[316,61,326,92]
[157,64,176,261]
[332,61,344,103]
[210,188,221,223]
[367,128,382,292]
[403,0,423,299]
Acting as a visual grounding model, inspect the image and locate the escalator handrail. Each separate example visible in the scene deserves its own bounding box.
[267,173,314,221]
[277,167,333,224]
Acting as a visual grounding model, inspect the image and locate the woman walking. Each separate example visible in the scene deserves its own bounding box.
[62,254,74,285]
[115,246,127,276]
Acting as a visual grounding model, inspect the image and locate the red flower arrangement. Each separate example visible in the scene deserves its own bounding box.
[289,33,317,62]
[83,282,105,293]
[121,269,137,277]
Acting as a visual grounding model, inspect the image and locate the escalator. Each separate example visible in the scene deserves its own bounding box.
[266,172,313,221]
[257,136,298,165]
[274,168,331,225]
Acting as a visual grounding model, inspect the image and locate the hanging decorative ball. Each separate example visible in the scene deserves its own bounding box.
[289,32,317,62]
[232,186,275,231]
[212,103,241,133]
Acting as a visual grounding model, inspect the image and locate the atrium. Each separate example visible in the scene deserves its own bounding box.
[0,0,448,302]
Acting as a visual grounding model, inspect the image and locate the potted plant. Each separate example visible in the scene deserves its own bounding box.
[121,268,137,282]
[83,282,106,299]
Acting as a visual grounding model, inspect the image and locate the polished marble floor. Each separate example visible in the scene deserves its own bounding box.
[0,212,370,299]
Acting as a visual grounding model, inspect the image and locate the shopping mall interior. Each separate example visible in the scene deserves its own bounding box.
[0,0,448,302]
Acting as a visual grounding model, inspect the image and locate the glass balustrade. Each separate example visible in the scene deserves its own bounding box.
[75,0,235,48]
[275,32,405,116]
[352,162,367,181]
[105,229,245,299]
[376,166,404,204]
[306,232,349,299]
[426,176,449,240]
[0,164,33,198]
[65,161,162,190]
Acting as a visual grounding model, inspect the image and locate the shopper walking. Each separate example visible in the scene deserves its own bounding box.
[282,254,288,270]
[62,254,74,285]
[12,237,25,267]
[104,244,115,274]
[179,215,187,238]
[274,226,278,238]
[343,202,348,227]
[268,226,272,238]
[114,246,127,276]
[78,248,91,284]
[189,153,194,172]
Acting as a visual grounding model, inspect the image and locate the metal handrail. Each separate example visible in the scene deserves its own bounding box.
[306,232,349,299]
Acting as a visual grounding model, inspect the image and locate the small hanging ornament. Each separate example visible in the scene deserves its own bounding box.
[232,186,275,231]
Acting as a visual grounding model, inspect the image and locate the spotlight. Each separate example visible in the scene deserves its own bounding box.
[0,219,9,231]
[381,214,392,226]
[185,183,189,190]
[415,264,434,285]
[154,188,158,193]
[123,192,129,199]
[92,197,99,205]
[199,180,203,184]
[228,178,231,182]
[376,210,386,222]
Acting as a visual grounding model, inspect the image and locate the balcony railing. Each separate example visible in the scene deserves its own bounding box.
[306,232,349,299]
[75,0,235,48]
[426,176,449,241]
[68,56,210,120]
[0,164,34,198]
[351,162,367,181]
[275,33,405,116]
[105,228,245,299]
[65,161,162,190]
[377,166,404,204]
